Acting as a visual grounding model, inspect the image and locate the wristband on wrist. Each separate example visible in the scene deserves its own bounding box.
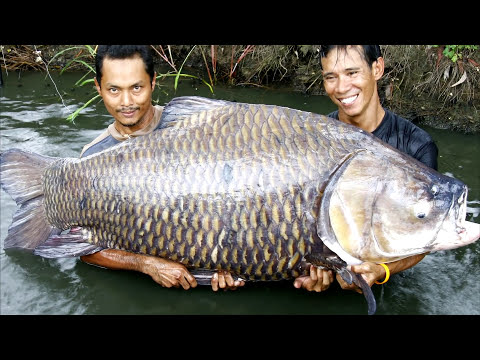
[374,263,390,285]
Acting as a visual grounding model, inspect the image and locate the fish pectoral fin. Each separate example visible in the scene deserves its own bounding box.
[304,253,347,273]
[350,271,377,316]
[338,268,377,315]
[305,253,377,315]
[33,228,102,258]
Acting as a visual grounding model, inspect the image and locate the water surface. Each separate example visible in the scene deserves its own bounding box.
[1,71,479,315]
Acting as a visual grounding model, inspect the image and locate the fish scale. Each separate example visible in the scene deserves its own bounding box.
[40,105,332,279]
[3,95,476,297]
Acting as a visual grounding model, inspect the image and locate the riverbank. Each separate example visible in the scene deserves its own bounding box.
[1,44,479,134]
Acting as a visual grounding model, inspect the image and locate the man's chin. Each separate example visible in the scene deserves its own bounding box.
[118,118,141,128]
[338,107,361,119]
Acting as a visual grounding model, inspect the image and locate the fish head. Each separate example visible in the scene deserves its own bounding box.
[321,149,479,264]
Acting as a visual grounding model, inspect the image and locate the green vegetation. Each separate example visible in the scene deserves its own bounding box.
[1,44,479,133]
[433,45,479,63]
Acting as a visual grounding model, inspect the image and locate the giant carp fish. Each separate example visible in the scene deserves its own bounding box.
[1,96,479,315]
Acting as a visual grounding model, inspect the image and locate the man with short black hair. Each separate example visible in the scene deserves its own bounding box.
[294,45,439,293]
[80,45,244,291]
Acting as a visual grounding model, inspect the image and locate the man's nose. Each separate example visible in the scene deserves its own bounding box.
[121,91,133,106]
[336,74,352,93]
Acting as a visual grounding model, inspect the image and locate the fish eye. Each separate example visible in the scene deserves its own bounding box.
[416,212,426,219]
[413,201,431,220]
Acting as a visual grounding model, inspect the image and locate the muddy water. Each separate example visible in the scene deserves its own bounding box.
[1,71,479,315]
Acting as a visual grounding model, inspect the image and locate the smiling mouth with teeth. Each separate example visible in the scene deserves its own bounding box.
[340,95,358,105]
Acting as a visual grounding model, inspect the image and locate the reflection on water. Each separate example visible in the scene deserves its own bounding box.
[1,71,479,315]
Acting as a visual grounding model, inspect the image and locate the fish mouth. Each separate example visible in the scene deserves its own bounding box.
[450,188,469,242]
[455,190,468,235]
[450,190,480,246]
[430,186,480,251]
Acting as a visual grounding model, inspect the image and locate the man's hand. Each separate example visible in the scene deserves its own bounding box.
[337,254,426,293]
[81,249,198,290]
[211,270,246,291]
[336,262,384,293]
[293,265,334,292]
[81,249,246,291]
[142,256,198,290]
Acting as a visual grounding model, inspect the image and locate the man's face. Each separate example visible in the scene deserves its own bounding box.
[95,55,155,129]
[321,46,383,119]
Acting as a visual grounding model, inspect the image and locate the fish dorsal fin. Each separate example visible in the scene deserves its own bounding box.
[160,96,231,127]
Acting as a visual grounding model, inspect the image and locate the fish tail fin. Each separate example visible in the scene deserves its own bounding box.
[0,149,59,250]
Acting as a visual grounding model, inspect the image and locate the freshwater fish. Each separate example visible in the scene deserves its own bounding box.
[1,96,479,315]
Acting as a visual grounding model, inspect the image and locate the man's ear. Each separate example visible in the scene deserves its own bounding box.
[151,71,157,90]
[373,57,385,80]
[94,77,101,95]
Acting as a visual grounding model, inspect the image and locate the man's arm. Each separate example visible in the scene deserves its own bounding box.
[81,249,246,291]
[294,254,426,293]
[336,254,427,293]
[416,141,439,171]
[81,249,198,289]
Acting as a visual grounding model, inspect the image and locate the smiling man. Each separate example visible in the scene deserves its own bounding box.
[294,45,439,293]
[321,45,438,169]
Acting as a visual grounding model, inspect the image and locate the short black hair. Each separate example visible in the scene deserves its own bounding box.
[319,45,382,69]
[95,45,154,87]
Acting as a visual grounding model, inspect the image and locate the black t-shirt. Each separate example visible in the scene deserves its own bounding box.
[327,109,438,170]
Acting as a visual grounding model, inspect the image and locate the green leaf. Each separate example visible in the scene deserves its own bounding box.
[47,46,84,66]
[175,45,197,91]
[66,94,101,123]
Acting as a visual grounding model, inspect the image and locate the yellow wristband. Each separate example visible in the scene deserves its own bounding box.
[374,263,390,285]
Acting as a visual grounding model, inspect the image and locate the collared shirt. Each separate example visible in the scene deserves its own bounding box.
[327,108,439,170]
[80,105,164,158]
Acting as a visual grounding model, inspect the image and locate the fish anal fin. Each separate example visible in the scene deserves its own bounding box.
[3,196,57,250]
[189,268,247,286]
[33,228,103,258]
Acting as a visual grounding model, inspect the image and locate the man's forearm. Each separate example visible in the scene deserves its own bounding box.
[379,253,427,278]
[80,249,147,271]
[81,249,199,289]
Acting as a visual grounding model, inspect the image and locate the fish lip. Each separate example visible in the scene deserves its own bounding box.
[429,186,469,250]
[451,187,468,237]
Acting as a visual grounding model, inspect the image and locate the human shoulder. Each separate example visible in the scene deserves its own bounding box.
[81,105,164,158]
[153,104,164,126]
[382,109,435,142]
[326,110,339,119]
[376,109,438,170]
[80,128,111,157]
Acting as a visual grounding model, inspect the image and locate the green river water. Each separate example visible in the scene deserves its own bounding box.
[1,71,479,315]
